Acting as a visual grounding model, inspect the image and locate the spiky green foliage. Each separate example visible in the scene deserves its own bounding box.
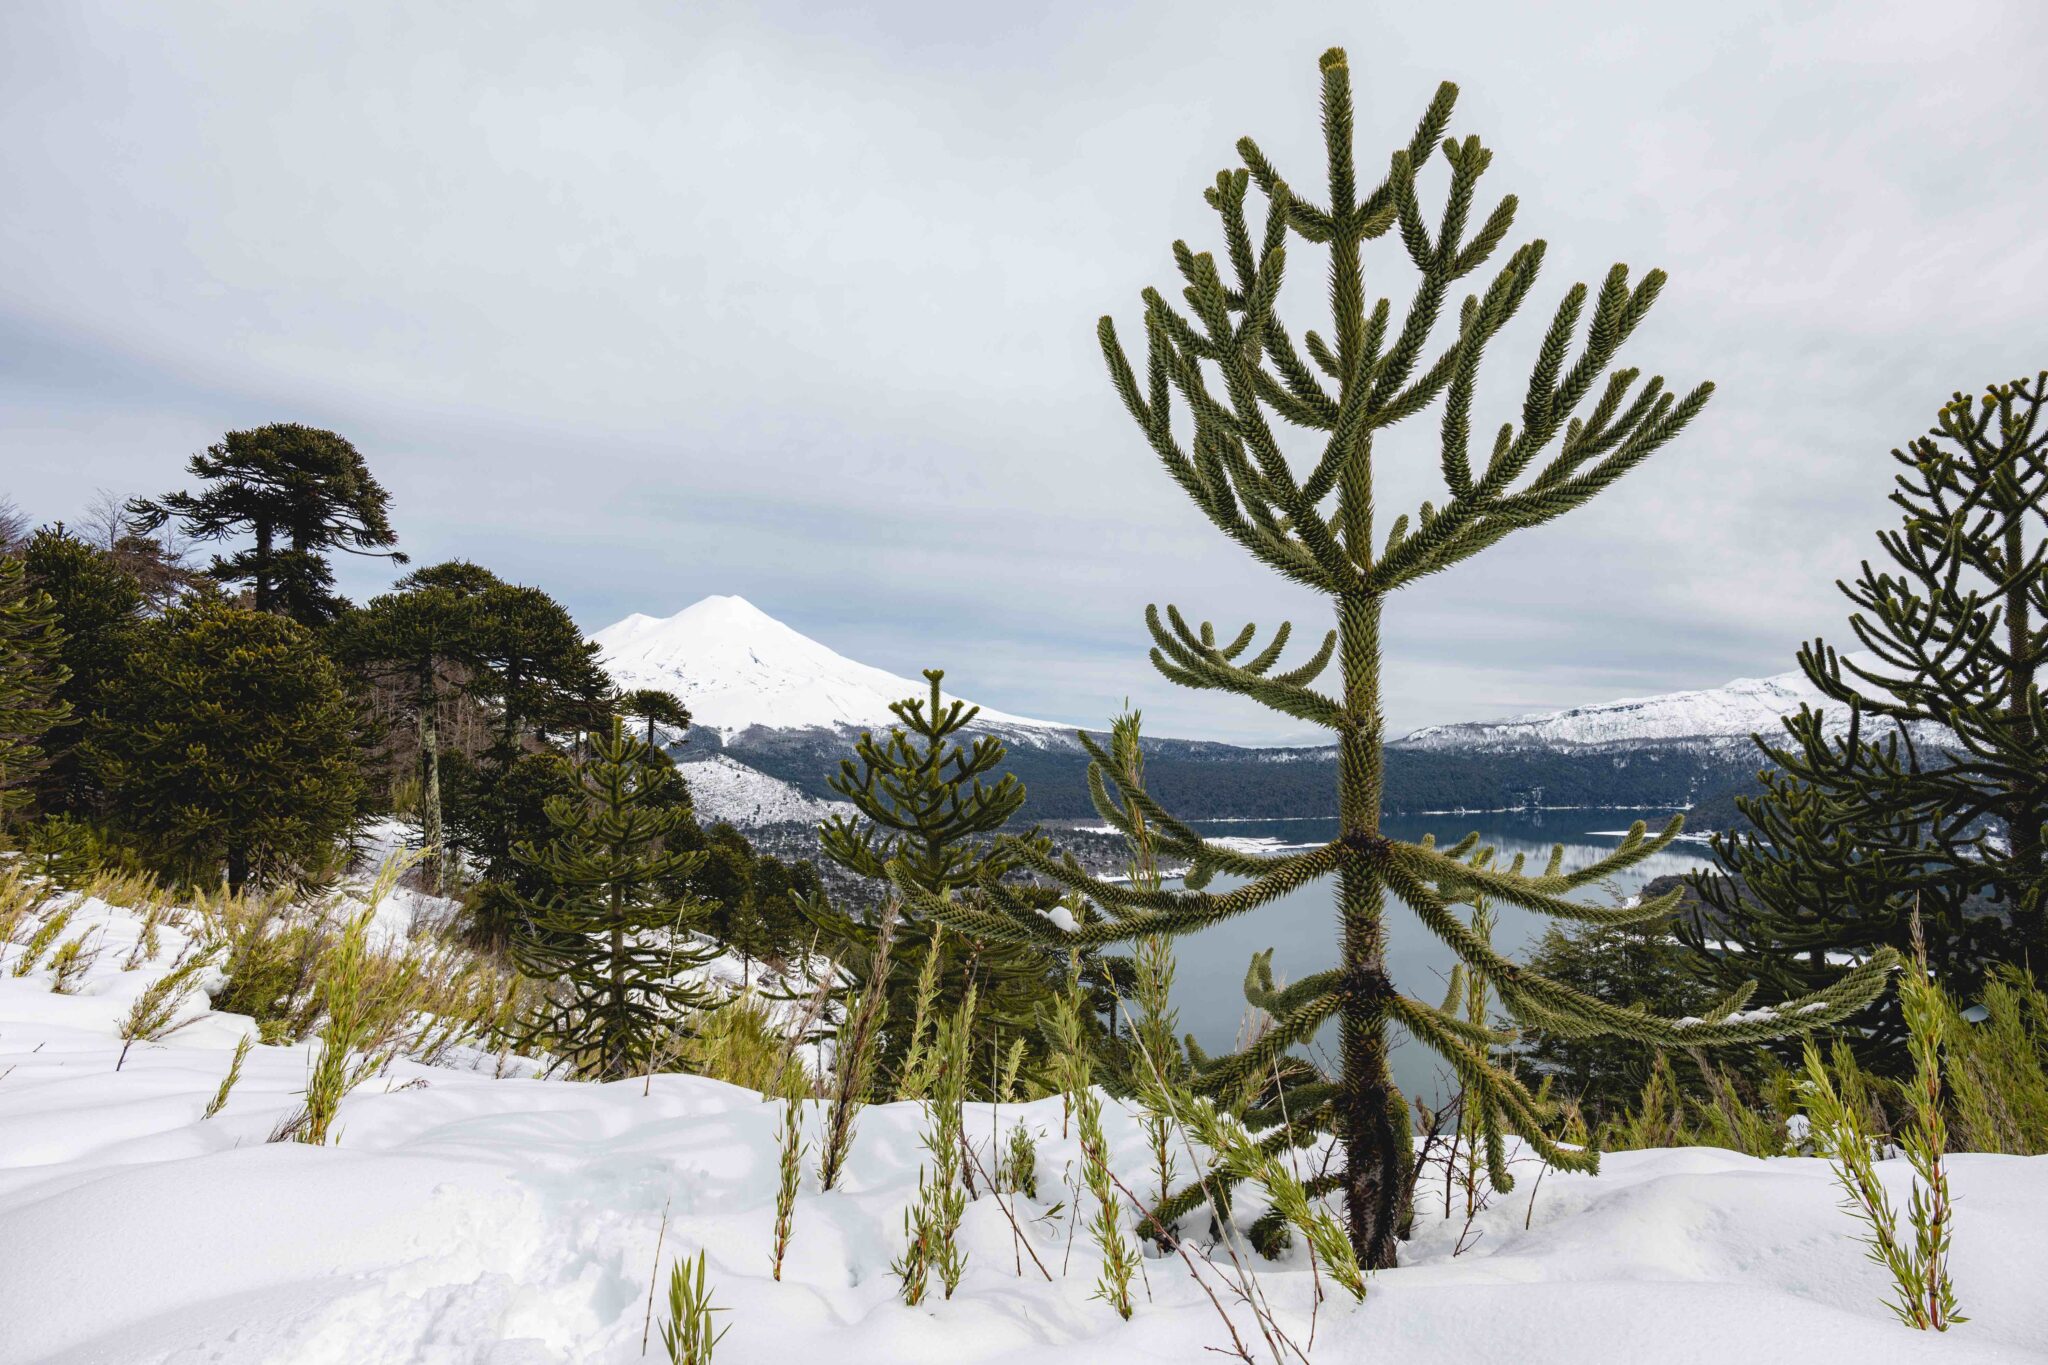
[1690,374,2048,1064]
[1944,966,2048,1153]
[86,594,360,887]
[816,899,897,1191]
[202,1034,254,1119]
[815,669,1059,1073]
[1802,932,1963,1332]
[1518,910,1732,1123]
[894,989,973,1304]
[620,688,692,751]
[769,1060,806,1282]
[334,580,485,893]
[292,858,427,1145]
[1107,708,1185,1209]
[11,904,72,976]
[19,529,143,817]
[509,719,719,1080]
[127,423,406,626]
[903,50,1893,1267]
[465,581,609,751]
[116,948,216,1069]
[0,555,72,834]
[658,1250,730,1364]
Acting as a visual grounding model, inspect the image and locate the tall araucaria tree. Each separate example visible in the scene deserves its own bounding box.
[908,49,1896,1268]
[128,423,406,626]
[1685,373,2048,1064]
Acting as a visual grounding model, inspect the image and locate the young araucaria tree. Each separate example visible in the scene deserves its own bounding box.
[1688,373,2048,1064]
[908,49,1897,1268]
[811,669,1060,1076]
[510,717,719,1080]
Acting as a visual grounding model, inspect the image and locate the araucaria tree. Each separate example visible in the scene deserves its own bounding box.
[509,718,719,1080]
[911,50,1895,1267]
[815,669,1058,1068]
[87,595,360,886]
[0,556,72,834]
[128,423,405,626]
[1689,373,2048,1059]
[336,580,484,893]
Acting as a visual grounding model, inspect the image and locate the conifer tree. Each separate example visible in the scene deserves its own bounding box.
[453,750,581,945]
[0,556,72,835]
[509,718,719,1079]
[21,529,144,815]
[1688,373,2048,1061]
[88,594,359,886]
[906,50,1895,1266]
[813,669,1059,1071]
[468,583,609,751]
[621,688,692,751]
[335,581,483,893]
[128,423,406,626]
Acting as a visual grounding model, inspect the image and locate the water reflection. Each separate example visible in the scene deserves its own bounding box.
[1154,811,1715,1110]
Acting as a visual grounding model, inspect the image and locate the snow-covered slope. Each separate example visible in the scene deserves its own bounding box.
[1396,652,1927,751]
[5,886,2048,1363]
[592,596,1071,743]
[679,753,854,828]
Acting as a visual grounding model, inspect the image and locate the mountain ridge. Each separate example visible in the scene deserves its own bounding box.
[587,598,1856,827]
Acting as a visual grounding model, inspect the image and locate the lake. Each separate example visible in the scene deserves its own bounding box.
[1157,810,1716,1110]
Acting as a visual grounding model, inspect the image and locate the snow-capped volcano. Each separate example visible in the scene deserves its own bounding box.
[1394,652,1913,751]
[590,595,1071,742]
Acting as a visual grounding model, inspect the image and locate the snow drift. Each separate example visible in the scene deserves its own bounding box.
[4,885,2047,1363]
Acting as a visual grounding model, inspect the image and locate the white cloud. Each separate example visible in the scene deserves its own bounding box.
[2,0,2041,741]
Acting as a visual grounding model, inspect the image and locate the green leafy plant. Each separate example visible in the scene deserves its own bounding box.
[1050,957,1138,1318]
[770,1061,807,1282]
[818,904,897,1192]
[1001,1121,1039,1200]
[46,930,100,993]
[287,858,425,1145]
[203,1035,254,1119]
[659,1250,730,1364]
[1803,930,1962,1332]
[12,904,73,976]
[116,950,216,1069]
[895,991,973,1304]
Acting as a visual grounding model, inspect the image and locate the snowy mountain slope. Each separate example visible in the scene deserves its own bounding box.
[678,753,854,828]
[1395,652,1936,751]
[592,596,1073,744]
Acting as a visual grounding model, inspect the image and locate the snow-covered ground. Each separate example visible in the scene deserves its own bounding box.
[1395,650,1949,751]
[677,754,856,829]
[3,889,2045,1364]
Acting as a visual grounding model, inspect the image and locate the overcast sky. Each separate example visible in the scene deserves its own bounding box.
[3,1,2042,743]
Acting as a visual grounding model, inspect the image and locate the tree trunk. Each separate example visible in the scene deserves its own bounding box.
[2004,517,2045,956]
[226,845,249,891]
[608,878,627,1080]
[417,665,444,896]
[1335,590,1408,1269]
[253,520,273,615]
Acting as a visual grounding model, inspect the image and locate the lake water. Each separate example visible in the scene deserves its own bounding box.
[1158,810,1716,1110]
